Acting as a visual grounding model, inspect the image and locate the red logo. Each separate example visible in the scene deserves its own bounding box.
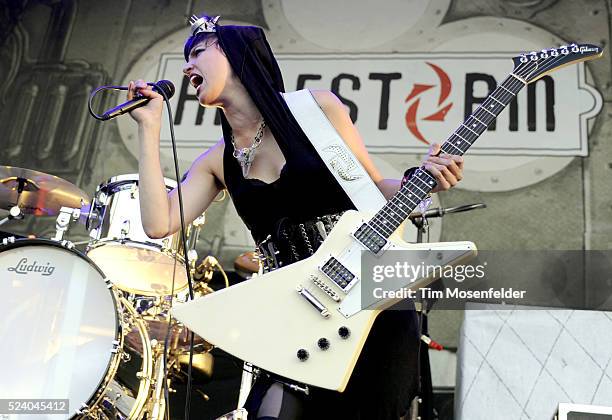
[405,62,453,145]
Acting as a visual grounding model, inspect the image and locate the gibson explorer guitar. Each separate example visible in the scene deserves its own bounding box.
[173,43,603,392]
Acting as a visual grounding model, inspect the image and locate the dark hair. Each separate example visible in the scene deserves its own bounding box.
[183,31,216,61]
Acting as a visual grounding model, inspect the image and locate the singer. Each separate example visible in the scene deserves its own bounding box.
[128,15,463,420]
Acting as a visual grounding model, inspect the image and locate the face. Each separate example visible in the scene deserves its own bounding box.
[183,36,233,107]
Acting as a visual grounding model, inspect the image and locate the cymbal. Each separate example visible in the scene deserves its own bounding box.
[0,166,90,216]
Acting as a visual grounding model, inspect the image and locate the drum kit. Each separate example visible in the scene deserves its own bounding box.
[0,166,236,419]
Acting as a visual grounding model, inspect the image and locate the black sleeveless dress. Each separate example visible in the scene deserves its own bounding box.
[221,120,429,420]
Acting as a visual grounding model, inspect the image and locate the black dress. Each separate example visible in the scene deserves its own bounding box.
[209,24,431,420]
[221,118,429,420]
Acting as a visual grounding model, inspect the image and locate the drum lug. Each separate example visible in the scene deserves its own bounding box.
[75,402,90,416]
[120,219,130,239]
[136,371,151,382]
[2,236,16,246]
[129,183,138,199]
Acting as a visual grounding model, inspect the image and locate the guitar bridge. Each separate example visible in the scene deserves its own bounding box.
[311,275,341,302]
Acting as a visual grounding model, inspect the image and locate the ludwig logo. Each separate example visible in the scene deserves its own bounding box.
[404,62,453,145]
[7,258,55,276]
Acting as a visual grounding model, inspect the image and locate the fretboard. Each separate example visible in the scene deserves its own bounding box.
[368,73,526,238]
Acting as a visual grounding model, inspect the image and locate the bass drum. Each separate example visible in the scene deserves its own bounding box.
[0,238,154,419]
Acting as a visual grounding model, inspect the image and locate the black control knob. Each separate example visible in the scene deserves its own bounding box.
[338,326,350,339]
[297,349,309,361]
[317,338,330,350]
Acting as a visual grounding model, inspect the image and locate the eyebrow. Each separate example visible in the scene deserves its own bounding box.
[188,39,217,58]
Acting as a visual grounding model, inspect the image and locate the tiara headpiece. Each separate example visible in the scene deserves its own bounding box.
[188,15,220,36]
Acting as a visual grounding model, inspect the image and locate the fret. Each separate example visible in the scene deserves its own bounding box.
[490,89,512,104]
[490,96,504,106]
[461,119,484,135]
[443,140,464,155]
[407,181,428,196]
[397,189,420,206]
[461,123,478,136]
[480,105,496,117]
[505,76,525,92]
[389,201,409,217]
[499,84,515,96]
[366,65,531,240]
[473,108,496,126]
[370,218,392,236]
[472,115,487,126]
[380,206,403,224]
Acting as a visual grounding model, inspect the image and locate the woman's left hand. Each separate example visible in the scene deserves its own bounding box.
[422,143,464,193]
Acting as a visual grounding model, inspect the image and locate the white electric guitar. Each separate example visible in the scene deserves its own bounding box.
[173,43,603,392]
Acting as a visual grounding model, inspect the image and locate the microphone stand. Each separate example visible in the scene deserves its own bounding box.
[408,202,486,420]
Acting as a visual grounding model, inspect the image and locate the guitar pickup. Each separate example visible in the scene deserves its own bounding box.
[352,223,387,255]
[319,257,358,293]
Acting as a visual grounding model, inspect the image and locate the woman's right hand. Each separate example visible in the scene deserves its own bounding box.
[127,79,164,127]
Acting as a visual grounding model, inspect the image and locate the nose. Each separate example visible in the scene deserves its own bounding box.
[182,61,193,76]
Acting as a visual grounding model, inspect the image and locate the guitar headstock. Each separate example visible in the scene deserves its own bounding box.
[512,43,603,83]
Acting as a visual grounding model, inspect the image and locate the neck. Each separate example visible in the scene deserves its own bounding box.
[218,82,264,146]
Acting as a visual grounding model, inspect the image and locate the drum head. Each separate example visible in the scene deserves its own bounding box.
[0,240,119,418]
[87,241,188,296]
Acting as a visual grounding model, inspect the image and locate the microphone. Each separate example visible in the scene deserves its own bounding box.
[100,80,176,120]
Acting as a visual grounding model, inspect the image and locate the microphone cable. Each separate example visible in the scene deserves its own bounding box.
[89,82,198,419]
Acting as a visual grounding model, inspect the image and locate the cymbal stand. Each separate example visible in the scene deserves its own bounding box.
[408,202,486,420]
[0,177,29,227]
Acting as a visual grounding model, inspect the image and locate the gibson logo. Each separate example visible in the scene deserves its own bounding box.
[7,258,55,276]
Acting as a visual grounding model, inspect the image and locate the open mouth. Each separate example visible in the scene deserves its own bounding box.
[189,74,204,90]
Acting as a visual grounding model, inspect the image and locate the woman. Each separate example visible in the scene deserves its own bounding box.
[129,15,463,420]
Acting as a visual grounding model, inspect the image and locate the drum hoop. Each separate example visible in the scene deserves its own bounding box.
[87,238,186,257]
[86,239,190,296]
[85,297,153,419]
[0,238,133,417]
[97,174,177,194]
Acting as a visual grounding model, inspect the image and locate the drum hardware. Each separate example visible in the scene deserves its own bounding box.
[53,206,83,241]
[85,174,201,297]
[0,205,24,227]
[1,238,159,419]
[193,255,229,290]
[407,202,487,420]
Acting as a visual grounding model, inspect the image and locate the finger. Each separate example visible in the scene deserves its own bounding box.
[428,156,462,181]
[428,142,442,157]
[127,80,135,100]
[441,153,464,170]
[424,163,452,190]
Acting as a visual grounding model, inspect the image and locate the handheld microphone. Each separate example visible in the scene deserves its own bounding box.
[100,80,175,120]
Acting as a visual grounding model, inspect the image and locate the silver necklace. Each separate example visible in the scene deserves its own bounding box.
[231,120,266,177]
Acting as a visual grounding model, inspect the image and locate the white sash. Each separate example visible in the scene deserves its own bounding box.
[282,89,387,212]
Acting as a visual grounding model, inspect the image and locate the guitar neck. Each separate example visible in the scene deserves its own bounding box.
[369,72,527,238]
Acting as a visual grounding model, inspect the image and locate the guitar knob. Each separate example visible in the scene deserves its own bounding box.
[297,349,309,361]
[317,338,330,350]
[338,326,350,339]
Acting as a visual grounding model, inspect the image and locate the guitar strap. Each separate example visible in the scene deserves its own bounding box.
[282,89,387,212]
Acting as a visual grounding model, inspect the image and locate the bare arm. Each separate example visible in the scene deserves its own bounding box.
[129,79,224,238]
[310,90,463,199]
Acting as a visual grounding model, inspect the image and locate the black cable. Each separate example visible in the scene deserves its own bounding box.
[155,85,197,420]
[87,85,127,120]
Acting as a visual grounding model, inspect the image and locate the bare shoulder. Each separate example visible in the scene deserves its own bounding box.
[310,90,345,115]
